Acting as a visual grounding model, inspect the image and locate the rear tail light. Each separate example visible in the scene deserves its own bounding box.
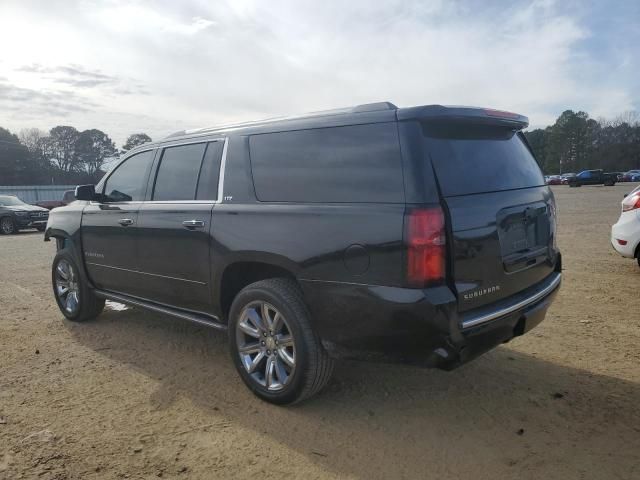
[622,192,640,212]
[483,108,520,119]
[406,207,446,287]
[616,239,628,246]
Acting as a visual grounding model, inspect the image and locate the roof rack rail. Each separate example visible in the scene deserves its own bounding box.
[163,101,398,139]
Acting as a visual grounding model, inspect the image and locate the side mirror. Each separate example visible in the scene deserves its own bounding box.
[75,184,96,201]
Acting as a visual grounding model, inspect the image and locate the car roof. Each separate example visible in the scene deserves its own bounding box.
[125,102,529,155]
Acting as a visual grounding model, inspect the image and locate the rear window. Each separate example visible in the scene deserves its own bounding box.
[423,123,544,197]
[249,123,404,203]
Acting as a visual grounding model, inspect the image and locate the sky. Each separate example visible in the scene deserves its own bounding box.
[0,0,638,147]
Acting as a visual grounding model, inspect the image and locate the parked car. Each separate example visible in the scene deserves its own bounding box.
[44,103,562,404]
[546,175,563,185]
[567,169,617,187]
[611,185,640,267]
[0,195,50,234]
[622,170,640,182]
[36,190,76,210]
[561,173,575,185]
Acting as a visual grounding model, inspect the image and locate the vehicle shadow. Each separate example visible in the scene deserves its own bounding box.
[68,305,640,479]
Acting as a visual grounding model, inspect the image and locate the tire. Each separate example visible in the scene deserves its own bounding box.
[0,216,16,235]
[37,226,46,232]
[52,248,105,322]
[228,278,334,405]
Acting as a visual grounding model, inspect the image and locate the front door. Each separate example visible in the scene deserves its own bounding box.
[81,149,155,294]
[135,140,224,313]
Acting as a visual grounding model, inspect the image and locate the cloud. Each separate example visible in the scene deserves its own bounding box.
[17,63,118,88]
[0,79,97,116]
[0,0,637,144]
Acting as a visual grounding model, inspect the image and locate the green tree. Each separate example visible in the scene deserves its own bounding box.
[75,129,118,180]
[0,127,30,185]
[122,133,152,152]
[45,126,81,173]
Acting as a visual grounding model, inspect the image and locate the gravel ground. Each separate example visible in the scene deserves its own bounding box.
[1,184,639,480]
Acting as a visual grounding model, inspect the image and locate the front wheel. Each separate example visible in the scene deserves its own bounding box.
[228,278,334,405]
[52,249,105,322]
[0,216,16,234]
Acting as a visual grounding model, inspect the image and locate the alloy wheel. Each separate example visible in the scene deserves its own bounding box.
[1,217,15,234]
[54,259,80,315]
[235,301,296,391]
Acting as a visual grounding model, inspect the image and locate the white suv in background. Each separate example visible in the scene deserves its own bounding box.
[611,185,640,267]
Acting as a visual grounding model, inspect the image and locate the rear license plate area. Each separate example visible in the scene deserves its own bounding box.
[497,202,550,273]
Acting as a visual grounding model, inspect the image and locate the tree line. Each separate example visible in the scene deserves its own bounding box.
[525,110,640,174]
[0,126,151,185]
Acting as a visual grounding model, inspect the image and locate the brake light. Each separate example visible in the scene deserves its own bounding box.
[484,108,520,119]
[406,207,446,286]
[622,192,640,212]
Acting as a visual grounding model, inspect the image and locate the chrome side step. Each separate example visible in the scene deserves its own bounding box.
[94,289,227,331]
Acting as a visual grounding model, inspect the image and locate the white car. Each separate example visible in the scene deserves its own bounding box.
[611,185,640,267]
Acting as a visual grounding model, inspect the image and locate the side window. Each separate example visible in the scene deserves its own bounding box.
[578,171,591,179]
[249,123,404,203]
[103,150,154,202]
[196,141,224,200]
[153,143,207,201]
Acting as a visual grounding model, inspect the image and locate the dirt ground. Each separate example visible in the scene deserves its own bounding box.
[1,185,639,480]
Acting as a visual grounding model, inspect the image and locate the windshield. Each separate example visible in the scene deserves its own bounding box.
[0,196,27,206]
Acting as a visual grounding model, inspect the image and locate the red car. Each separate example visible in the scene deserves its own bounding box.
[545,175,563,185]
[35,190,76,210]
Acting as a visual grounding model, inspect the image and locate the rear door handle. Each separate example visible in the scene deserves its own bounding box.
[118,218,134,226]
[182,219,205,229]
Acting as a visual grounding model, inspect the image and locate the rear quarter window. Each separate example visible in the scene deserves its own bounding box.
[249,123,404,203]
[423,123,544,197]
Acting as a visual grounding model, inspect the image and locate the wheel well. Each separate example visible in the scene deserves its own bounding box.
[220,262,297,318]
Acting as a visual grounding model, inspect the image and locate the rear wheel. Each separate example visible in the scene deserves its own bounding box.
[228,278,334,404]
[52,249,105,322]
[0,217,16,235]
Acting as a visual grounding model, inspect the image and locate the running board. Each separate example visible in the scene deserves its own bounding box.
[94,289,227,331]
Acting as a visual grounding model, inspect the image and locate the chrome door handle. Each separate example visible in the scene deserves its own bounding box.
[182,219,205,229]
[118,218,134,226]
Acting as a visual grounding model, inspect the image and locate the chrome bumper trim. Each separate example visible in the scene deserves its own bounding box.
[461,272,561,329]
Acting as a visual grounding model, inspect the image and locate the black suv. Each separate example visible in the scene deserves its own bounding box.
[45,102,562,404]
[0,195,50,234]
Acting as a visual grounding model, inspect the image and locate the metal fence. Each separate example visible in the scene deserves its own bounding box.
[0,185,76,204]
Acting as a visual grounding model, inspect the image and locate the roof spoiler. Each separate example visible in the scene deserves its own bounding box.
[397,105,529,130]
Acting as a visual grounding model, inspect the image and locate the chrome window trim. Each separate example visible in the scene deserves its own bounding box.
[90,137,229,206]
[461,272,561,329]
[216,137,229,203]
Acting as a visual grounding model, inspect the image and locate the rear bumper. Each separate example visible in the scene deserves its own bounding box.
[302,264,561,370]
[611,211,640,258]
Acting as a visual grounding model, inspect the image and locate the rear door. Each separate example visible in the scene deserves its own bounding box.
[135,140,224,312]
[82,149,155,293]
[422,122,558,312]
